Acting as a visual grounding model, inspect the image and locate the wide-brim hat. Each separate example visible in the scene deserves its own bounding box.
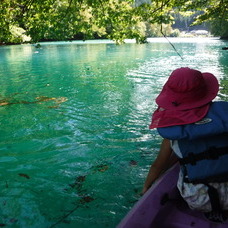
[150,67,219,129]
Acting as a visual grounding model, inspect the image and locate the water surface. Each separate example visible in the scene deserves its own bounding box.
[0,38,227,227]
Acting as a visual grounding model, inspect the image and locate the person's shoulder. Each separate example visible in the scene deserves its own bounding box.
[211,101,228,106]
[209,101,228,112]
[207,101,228,129]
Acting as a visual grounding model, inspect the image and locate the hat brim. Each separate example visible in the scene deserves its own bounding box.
[149,103,210,129]
[156,72,219,111]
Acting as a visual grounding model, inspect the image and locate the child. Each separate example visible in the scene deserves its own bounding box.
[143,67,228,221]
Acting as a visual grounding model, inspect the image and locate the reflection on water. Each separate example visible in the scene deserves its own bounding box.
[0,38,227,227]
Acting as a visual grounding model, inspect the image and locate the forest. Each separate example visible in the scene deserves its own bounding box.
[0,0,227,44]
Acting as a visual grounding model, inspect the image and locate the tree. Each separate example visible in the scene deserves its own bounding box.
[177,0,228,38]
[0,0,227,45]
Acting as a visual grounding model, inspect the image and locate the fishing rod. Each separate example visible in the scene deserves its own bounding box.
[160,23,184,60]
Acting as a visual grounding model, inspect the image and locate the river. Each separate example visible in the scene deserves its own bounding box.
[0,37,227,227]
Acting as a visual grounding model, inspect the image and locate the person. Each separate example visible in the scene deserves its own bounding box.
[142,67,228,222]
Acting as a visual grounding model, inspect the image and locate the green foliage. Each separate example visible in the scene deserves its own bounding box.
[144,22,180,37]
[0,1,14,44]
[210,20,228,38]
[189,0,228,38]
[0,0,227,44]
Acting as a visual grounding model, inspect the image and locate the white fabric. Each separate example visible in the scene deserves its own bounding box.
[171,140,228,212]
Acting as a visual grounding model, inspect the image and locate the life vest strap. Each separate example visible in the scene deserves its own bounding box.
[204,184,228,223]
[179,146,228,166]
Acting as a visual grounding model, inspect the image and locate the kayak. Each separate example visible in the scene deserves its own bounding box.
[117,163,228,228]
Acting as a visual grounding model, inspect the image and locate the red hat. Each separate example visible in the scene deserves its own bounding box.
[150,67,219,129]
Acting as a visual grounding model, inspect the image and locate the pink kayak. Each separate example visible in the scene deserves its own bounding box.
[118,164,228,228]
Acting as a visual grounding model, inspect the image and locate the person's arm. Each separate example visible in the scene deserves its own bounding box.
[142,138,176,195]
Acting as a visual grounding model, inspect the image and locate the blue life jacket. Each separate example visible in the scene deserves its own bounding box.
[157,101,228,183]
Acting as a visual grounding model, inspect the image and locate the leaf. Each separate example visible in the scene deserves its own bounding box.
[93,164,109,172]
[80,195,95,204]
[76,175,86,183]
[0,102,9,106]
[129,160,138,166]
[18,173,30,179]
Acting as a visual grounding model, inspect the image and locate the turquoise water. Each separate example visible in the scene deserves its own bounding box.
[0,38,227,227]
